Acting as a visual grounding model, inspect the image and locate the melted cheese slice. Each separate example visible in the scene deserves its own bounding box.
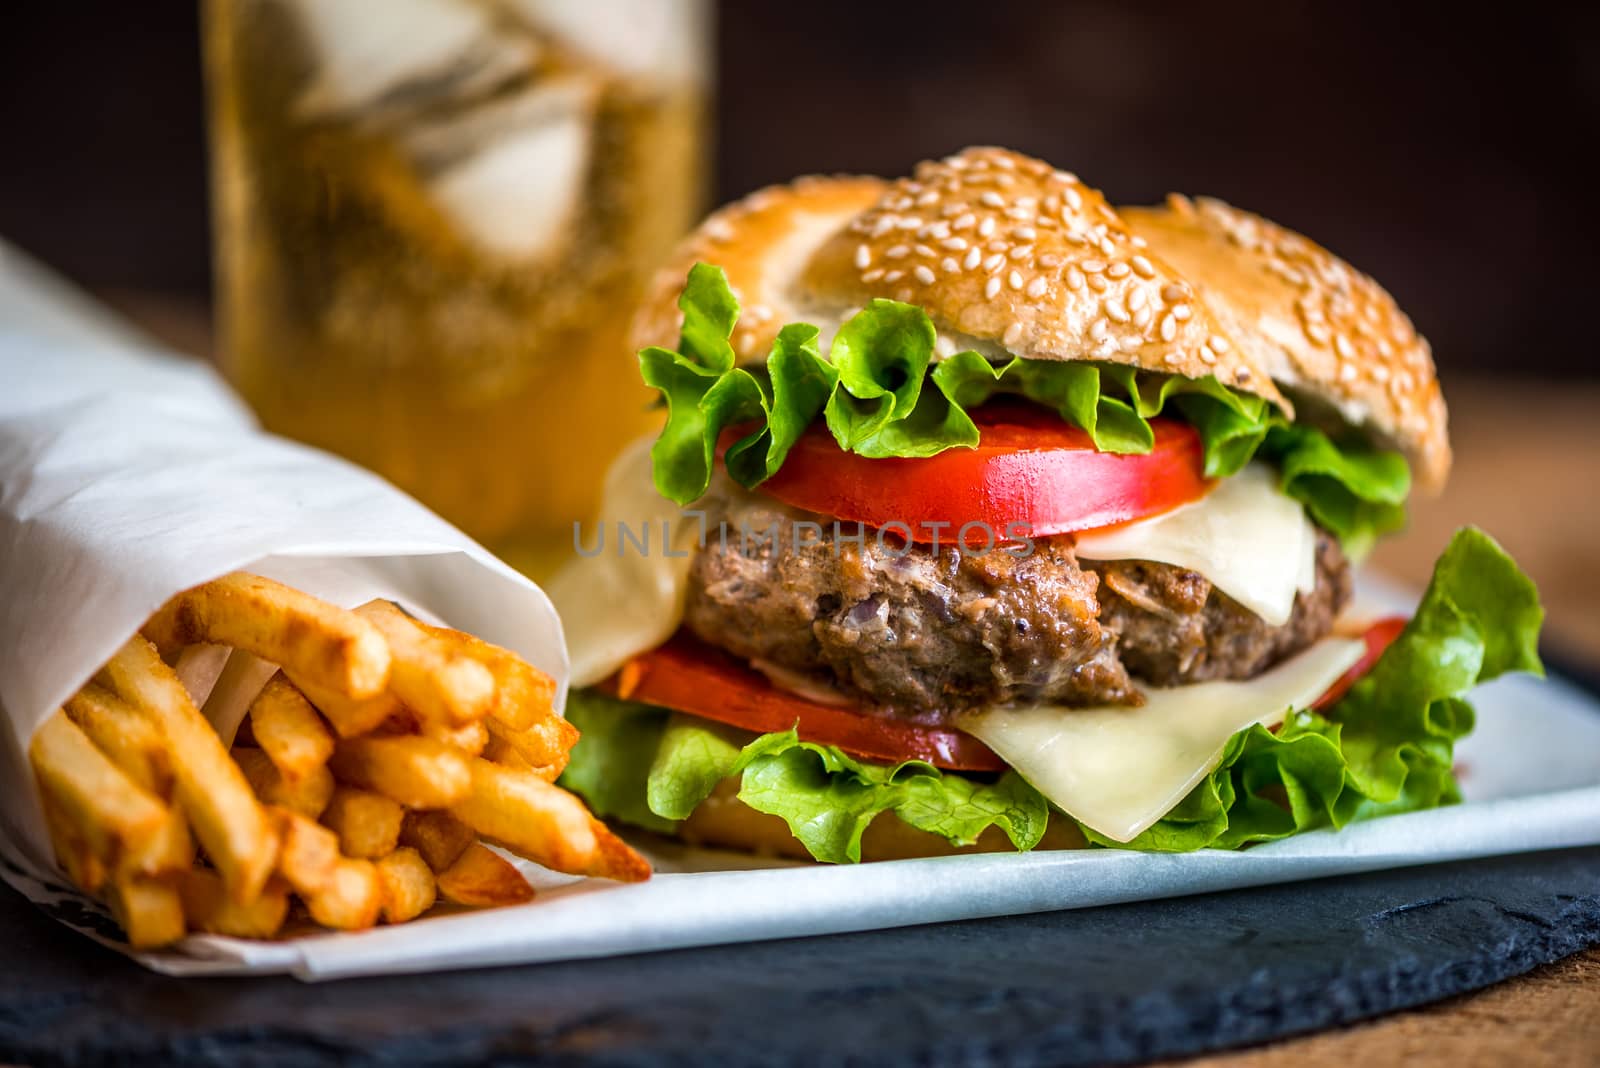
[1073,462,1316,627]
[957,637,1364,843]
[543,437,699,687]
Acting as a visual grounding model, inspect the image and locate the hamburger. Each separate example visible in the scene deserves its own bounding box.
[547,147,1543,863]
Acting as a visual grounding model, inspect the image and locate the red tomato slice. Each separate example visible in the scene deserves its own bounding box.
[752,400,1210,544]
[1311,616,1408,711]
[608,631,1007,772]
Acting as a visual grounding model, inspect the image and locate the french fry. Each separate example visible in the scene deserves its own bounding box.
[376,847,436,923]
[29,711,168,868]
[398,810,476,873]
[98,638,278,904]
[480,731,533,772]
[287,673,400,739]
[303,857,383,931]
[449,760,599,876]
[483,715,576,782]
[435,843,535,907]
[234,747,335,820]
[329,736,472,809]
[40,790,107,893]
[179,869,290,939]
[415,622,557,734]
[584,820,653,884]
[143,572,390,699]
[425,718,488,757]
[353,601,493,728]
[106,876,187,948]
[249,674,335,780]
[321,786,404,859]
[267,806,340,896]
[63,684,171,797]
[120,805,196,881]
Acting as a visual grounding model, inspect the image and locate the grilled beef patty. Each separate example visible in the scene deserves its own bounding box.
[683,489,1350,718]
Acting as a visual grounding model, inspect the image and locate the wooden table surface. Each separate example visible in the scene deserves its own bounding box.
[107,293,1600,1065]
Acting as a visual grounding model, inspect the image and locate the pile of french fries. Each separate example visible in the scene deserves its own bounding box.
[28,572,648,948]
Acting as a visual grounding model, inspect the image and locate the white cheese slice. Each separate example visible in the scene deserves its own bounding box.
[957,637,1364,844]
[1072,462,1316,627]
[543,436,699,687]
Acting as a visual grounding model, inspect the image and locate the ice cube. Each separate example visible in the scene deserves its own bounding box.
[500,0,710,85]
[404,77,600,262]
[288,0,538,119]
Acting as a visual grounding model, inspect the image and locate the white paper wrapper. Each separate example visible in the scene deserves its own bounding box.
[2,242,1598,981]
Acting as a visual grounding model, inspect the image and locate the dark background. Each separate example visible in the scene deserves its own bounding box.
[2,2,1597,376]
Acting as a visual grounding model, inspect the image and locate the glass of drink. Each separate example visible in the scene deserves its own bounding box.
[203,0,710,574]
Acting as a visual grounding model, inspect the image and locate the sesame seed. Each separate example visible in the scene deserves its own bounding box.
[914,243,936,258]
[895,287,913,302]
[942,236,969,251]
[994,155,1016,170]
[1335,335,1355,359]
[1199,345,1217,364]
[871,217,896,238]
[985,276,1002,300]
[1128,288,1148,311]
[1106,262,1130,279]
[1009,245,1034,261]
[862,268,885,283]
[705,218,734,243]
[1162,284,1188,303]
[1063,230,1087,245]
[1130,235,1148,249]
[1003,322,1024,346]
[1133,306,1153,328]
[1164,351,1182,366]
[1012,226,1037,241]
[980,192,1005,208]
[1063,188,1083,211]
[947,156,969,170]
[899,216,924,230]
[855,245,872,269]
[962,247,982,270]
[1172,303,1192,321]
[891,196,914,212]
[1307,322,1331,344]
[1026,276,1048,298]
[1087,274,1109,293]
[1006,207,1033,221]
[1082,259,1106,274]
[1038,253,1062,268]
[983,253,1005,272]
[1093,342,1117,360]
[1371,364,1391,383]
[941,257,959,274]
[885,269,905,283]
[1066,268,1086,290]
[887,244,909,259]
[994,173,1016,186]
[978,217,997,238]
[914,265,936,285]
[1104,297,1130,323]
[1160,313,1177,342]
[953,213,977,231]
[988,239,1007,253]
[917,191,939,207]
[1090,319,1110,342]
[1008,269,1024,290]
[1098,237,1117,257]
[1209,334,1230,353]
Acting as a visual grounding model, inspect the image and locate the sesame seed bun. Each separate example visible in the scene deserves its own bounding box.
[630,148,1287,413]
[677,778,1087,862]
[1120,196,1450,493]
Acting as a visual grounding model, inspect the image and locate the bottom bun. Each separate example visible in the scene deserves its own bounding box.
[677,779,1087,862]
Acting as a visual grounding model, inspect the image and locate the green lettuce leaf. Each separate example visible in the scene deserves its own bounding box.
[1080,526,1544,851]
[1260,425,1411,559]
[639,265,1414,551]
[559,700,1050,864]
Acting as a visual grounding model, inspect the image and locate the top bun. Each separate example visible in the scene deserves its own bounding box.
[1120,196,1449,493]
[632,147,1451,487]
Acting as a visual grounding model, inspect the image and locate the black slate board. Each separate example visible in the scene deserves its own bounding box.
[0,846,1597,1068]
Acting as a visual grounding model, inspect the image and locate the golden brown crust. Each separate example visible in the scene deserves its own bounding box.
[676,778,1086,862]
[1122,195,1451,493]
[628,175,889,362]
[803,148,1287,410]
